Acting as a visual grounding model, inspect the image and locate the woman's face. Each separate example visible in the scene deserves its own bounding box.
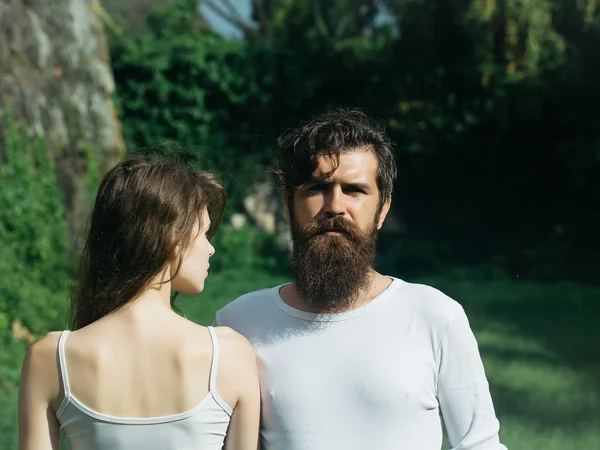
[171,208,215,294]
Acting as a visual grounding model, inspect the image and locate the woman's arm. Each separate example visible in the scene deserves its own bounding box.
[18,333,61,450]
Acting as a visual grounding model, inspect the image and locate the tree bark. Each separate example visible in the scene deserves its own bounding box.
[0,0,126,250]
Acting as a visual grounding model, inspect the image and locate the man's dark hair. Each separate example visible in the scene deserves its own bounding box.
[274,107,397,208]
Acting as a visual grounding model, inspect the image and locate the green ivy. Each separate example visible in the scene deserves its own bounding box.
[110,2,276,212]
[209,224,290,275]
[0,110,72,447]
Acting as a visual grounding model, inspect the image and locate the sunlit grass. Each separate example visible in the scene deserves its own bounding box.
[6,271,600,449]
[182,272,600,449]
[418,276,600,450]
[179,268,291,325]
[481,332,599,449]
[180,271,600,449]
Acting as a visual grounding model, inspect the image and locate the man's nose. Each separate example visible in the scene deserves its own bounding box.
[323,187,347,217]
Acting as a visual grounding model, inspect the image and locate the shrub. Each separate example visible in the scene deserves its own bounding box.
[110,1,276,213]
[0,112,72,447]
[209,223,290,276]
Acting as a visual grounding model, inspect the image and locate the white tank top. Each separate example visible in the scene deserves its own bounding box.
[56,326,232,450]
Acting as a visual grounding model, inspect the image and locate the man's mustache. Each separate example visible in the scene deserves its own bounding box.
[304,217,360,239]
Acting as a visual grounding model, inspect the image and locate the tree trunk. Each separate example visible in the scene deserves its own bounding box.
[0,0,126,250]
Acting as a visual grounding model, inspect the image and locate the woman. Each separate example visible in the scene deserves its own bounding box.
[18,155,260,450]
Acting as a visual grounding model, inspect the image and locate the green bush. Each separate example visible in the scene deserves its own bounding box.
[209,224,290,276]
[110,0,276,213]
[0,112,72,447]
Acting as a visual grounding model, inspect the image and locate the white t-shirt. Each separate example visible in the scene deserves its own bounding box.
[215,277,507,450]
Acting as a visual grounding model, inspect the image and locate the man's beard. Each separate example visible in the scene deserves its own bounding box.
[290,215,378,312]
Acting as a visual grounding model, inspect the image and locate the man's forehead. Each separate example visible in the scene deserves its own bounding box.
[311,150,378,181]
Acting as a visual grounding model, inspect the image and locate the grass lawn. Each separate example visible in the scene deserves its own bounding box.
[183,270,600,450]
[416,276,600,450]
[3,270,598,449]
[178,269,291,325]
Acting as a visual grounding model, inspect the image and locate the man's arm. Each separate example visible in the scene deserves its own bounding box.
[437,307,507,450]
[213,306,227,327]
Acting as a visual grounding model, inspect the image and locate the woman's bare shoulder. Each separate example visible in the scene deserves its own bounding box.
[211,326,258,406]
[23,331,62,367]
[211,326,256,378]
[212,326,255,358]
[20,332,63,402]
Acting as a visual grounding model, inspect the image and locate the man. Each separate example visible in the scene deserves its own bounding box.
[214,108,507,450]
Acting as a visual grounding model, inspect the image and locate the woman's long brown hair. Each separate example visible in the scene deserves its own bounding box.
[68,155,227,330]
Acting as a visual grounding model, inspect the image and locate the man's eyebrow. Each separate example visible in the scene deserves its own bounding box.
[306,176,330,184]
[305,177,373,193]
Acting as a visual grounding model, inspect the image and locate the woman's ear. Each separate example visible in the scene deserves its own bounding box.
[168,243,182,276]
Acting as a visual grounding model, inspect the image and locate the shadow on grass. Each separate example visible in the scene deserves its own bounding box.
[489,382,599,428]
[424,277,600,434]
[480,286,599,369]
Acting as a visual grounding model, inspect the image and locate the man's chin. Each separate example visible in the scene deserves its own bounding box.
[292,250,375,311]
[321,230,346,237]
[291,218,378,310]
[313,230,354,241]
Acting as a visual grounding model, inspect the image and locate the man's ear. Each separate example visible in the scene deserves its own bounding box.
[376,196,392,230]
[283,191,291,224]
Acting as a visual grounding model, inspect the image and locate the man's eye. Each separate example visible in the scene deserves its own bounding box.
[346,187,364,194]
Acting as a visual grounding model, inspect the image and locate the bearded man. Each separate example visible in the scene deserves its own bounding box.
[214,108,507,450]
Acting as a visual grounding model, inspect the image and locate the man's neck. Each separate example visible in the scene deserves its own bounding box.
[279,271,393,314]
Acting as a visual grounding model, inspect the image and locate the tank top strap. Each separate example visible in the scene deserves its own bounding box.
[206,326,233,416]
[206,326,219,392]
[56,330,72,418]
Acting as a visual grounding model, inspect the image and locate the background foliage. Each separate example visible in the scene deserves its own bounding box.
[0,113,71,446]
[111,0,600,281]
[1,0,599,448]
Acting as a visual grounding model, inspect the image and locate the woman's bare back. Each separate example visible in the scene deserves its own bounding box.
[22,307,259,450]
[55,321,208,417]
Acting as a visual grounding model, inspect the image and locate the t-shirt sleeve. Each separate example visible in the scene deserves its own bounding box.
[212,309,221,327]
[437,306,507,450]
